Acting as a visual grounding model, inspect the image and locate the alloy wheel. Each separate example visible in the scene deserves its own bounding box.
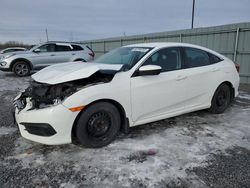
[14,63,29,76]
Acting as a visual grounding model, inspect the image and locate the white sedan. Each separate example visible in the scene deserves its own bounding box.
[14,43,240,148]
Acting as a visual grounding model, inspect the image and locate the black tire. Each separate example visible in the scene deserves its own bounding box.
[12,61,31,77]
[209,83,231,114]
[75,102,121,148]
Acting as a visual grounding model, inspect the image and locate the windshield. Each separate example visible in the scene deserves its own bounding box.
[95,47,152,68]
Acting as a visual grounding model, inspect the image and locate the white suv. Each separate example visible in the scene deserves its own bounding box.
[14,43,240,148]
[0,42,94,76]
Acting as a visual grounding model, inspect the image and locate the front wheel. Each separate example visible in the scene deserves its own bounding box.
[209,83,231,114]
[12,61,30,77]
[75,102,121,148]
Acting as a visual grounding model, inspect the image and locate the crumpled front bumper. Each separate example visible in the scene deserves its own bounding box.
[15,103,79,145]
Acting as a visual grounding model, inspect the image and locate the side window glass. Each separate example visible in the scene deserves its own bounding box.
[37,45,49,53]
[72,45,83,51]
[5,49,13,53]
[185,47,210,68]
[47,44,56,52]
[56,45,72,52]
[151,53,159,63]
[143,47,182,72]
[38,44,55,53]
[208,52,222,64]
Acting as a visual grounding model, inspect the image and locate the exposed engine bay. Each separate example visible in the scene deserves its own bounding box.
[14,71,116,110]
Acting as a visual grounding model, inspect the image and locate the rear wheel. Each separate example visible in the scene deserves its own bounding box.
[12,61,30,77]
[75,102,121,148]
[209,83,231,114]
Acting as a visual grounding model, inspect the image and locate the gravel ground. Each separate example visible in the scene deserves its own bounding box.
[0,71,250,188]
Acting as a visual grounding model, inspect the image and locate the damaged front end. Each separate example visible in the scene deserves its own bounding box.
[14,71,115,110]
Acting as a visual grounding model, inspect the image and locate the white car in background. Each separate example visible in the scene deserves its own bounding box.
[0,47,27,54]
[0,47,27,61]
[14,42,240,148]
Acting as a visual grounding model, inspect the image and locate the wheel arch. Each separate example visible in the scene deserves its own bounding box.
[10,58,33,71]
[73,58,86,62]
[71,98,129,142]
[215,81,235,101]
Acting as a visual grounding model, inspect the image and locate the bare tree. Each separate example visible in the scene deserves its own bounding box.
[0,41,32,50]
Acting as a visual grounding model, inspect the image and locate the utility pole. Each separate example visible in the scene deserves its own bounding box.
[191,0,195,29]
[45,28,49,41]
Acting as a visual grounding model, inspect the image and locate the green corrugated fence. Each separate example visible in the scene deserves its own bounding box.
[83,22,250,84]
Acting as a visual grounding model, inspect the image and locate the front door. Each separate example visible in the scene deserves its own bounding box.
[130,47,188,123]
[30,43,56,68]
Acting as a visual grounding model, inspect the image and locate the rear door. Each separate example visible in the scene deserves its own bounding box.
[130,47,189,122]
[182,47,222,108]
[71,44,84,59]
[53,43,75,64]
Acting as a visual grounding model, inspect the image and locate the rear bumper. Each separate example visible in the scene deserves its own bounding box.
[234,75,240,97]
[15,104,79,145]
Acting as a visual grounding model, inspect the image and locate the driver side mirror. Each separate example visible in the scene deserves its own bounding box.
[33,48,41,53]
[137,65,162,76]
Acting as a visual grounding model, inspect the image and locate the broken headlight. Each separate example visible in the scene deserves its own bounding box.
[16,81,77,110]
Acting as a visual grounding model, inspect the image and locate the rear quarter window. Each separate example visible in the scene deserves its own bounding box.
[72,45,83,51]
[207,52,223,64]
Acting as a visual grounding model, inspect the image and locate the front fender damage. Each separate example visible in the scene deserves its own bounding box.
[14,70,118,110]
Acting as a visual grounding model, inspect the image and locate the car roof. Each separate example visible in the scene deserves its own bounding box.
[125,42,223,57]
[3,47,26,50]
[125,42,206,48]
[45,41,83,45]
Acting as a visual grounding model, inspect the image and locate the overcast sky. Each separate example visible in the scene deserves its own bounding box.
[0,0,250,44]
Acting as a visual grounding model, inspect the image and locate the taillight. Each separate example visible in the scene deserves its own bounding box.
[88,52,95,57]
[86,45,95,58]
[235,63,240,73]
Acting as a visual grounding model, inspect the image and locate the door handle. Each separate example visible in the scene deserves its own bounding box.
[50,54,55,56]
[176,75,187,81]
[72,53,76,55]
[211,67,220,72]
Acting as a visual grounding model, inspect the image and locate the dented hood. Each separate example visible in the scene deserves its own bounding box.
[32,62,123,85]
